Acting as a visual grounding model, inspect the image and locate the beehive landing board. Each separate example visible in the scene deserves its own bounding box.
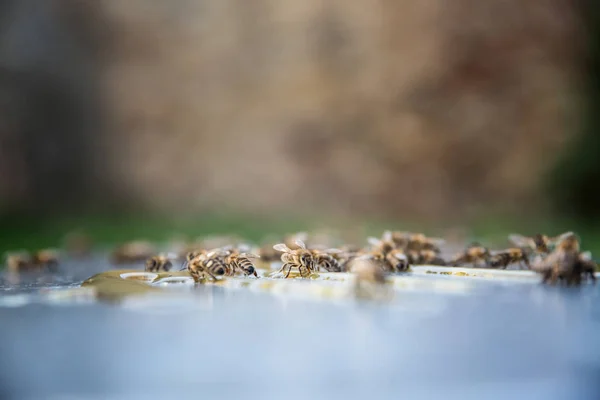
[0,260,599,400]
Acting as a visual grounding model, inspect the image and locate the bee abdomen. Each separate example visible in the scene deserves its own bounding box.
[237,257,257,276]
[315,254,342,272]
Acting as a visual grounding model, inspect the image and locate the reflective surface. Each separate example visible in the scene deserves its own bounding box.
[1,259,599,400]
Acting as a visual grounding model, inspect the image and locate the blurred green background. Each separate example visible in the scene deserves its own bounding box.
[0,1,599,256]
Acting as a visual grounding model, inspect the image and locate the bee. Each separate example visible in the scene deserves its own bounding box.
[508,232,573,255]
[532,232,597,286]
[310,247,344,272]
[367,235,396,254]
[384,230,411,249]
[385,249,410,272]
[273,239,315,278]
[222,247,259,277]
[110,240,156,264]
[449,243,490,267]
[418,249,446,266]
[487,248,531,270]
[407,233,445,253]
[348,257,387,285]
[347,257,391,301]
[531,232,581,285]
[4,251,35,272]
[365,236,410,272]
[145,254,174,272]
[33,249,60,272]
[324,245,360,272]
[186,249,228,283]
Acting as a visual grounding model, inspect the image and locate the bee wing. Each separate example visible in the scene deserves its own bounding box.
[382,230,393,241]
[323,248,342,254]
[579,251,592,261]
[530,254,553,272]
[273,243,291,252]
[239,253,260,259]
[367,237,381,247]
[551,231,576,244]
[294,239,307,249]
[508,234,534,248]
[205,248,228,258]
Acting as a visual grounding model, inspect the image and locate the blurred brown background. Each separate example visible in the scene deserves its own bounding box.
[0,0,595,224]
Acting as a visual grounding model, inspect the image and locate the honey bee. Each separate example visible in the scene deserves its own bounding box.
[418,249,446,266]
[384,230,410,249]
[310,247,344,272]
[4,251,35,272]
[531,232,582,285]
[367,235,396,254]
[487,248,531,270]
[347,257,391,301]
[145,254,174,272]
[324,245,360,272]
[32,249,60,272]
[532,232,598,286]
[407,233,445,254]
[449,243,490,267]
[222,247,259,277]
[186,249,228,283]
[348,257,387,285]
[110,240,156,264]
[385,249,410,272]
[273,239,315,278]
[365,236,410,272]
[508,232,573,255]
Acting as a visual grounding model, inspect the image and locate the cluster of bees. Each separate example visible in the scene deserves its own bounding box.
[137,230,597,286]
[3,249,60,273]
[448,232,597,285]
[3,229,597,287]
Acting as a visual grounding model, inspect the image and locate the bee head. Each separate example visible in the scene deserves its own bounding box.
[145,257,158,270]
[300,252,313,267]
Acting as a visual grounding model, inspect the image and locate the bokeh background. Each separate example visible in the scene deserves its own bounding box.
[0,0,599,251]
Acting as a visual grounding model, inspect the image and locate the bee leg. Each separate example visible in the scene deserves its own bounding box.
[206,271,218,281]
[283,263,293,278]
[299,265,310,278]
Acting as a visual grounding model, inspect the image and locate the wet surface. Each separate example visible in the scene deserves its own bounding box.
[1,258,600,400]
